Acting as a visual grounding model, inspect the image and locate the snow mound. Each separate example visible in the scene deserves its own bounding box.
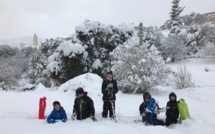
[34,83,49,94]
[58,73,103,95]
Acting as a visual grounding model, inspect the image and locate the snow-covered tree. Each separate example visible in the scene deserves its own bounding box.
[0,50,27,88]
[28,51,50,86]
[0,57,21,85]
[170,0,184,34]
[21,46,37,58]
[40,38,65,57]
[201,23,215,44]
[74,20,134,77]
[46,41,86,85]
[111,35,170,93]
[185,25,205,56]
[143,27,165,50]
[0,45,17,58]
[182,12,208,27]
[160,34,187,62]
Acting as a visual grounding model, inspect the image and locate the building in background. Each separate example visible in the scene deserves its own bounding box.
[33,33,38,48]
[203,11,215,23]
[20,42,25,50]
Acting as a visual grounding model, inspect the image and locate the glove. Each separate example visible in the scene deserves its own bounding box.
[61,119,67,123]
[107,83,113,89]
[140,112,146,117]
[157,107,166,112]
[92,116,97,122]
[48,119,56,124]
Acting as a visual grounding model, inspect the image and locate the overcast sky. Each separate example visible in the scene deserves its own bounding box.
[0,0,214,40]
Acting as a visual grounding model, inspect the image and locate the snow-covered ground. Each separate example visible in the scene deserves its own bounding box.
[0,58,215,134]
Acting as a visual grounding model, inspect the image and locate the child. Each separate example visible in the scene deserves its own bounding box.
[72,87,97,121]
[144,98,165,126]
[47,101,67,124]
[166,92,179,126]
[101,71,118,119]
[139,92,151,122]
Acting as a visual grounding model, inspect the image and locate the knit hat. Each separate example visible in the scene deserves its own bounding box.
[106,70,113,75]
[53,101,60,107]
[76,87,84,96]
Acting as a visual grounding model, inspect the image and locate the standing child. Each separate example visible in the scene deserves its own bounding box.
[72,87,97,121]
[47,101,67,124]
[101,71,118,119]
[166,92,179,126]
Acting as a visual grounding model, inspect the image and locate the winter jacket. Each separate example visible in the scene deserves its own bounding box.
[146,98,158,119]
[101,78,118,101]
[47,107,67,123]
[73,92,95,120]
[139,102,148,116]
[166,92,179,120]
[139,92,151,116]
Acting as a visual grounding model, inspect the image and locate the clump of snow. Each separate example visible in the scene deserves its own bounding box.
[166,57,171,63]
[92,59,102,69]
[57,41,85,56]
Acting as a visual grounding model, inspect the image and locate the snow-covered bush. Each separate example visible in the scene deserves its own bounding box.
[111,35,170,93]
[172,65,195,89]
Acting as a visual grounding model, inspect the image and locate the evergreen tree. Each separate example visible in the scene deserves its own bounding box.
[74,20,134,77]
[28,51,50,86]
[170,0,184,34]
[185,25,205,56]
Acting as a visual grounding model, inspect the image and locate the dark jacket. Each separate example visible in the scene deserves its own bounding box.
[166,92,179,120]
[47,107,67,123]
[139,102,148,115]
[73,92,95,120]
[139,92,151,115]
[101,78,118,101]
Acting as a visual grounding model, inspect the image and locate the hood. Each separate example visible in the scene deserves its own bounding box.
[169,92,177,102]
[143,92,151,101]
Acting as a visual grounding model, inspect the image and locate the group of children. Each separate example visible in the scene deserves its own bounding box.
[47,71,180,126]
[139,92,179,126]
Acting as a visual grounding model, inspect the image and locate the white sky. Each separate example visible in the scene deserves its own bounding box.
[0,0,214,40]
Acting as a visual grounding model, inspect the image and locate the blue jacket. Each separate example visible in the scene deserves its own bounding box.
[47,107,67,123]
[146,98,157,119]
